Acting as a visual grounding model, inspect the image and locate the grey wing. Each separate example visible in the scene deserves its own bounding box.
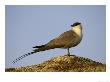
[46,30,78,48]
[58,30,79,48]
[58,30,75,39]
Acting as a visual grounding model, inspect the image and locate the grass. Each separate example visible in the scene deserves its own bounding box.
[5,55,106,72]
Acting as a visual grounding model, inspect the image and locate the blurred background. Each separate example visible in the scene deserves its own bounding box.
[5,5,106,68]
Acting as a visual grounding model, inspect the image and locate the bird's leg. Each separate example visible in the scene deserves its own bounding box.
[67,48,70,56]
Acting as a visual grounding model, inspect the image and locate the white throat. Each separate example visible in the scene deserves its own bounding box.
[71,25,82,37]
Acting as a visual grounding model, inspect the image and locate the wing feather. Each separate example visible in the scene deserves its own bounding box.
[46,30,78,48]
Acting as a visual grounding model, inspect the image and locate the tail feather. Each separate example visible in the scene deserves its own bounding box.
[12,51,35,64]
[12,44,51,64]
[33,45,45,48]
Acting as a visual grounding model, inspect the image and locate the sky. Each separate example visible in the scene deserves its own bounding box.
[5,5,106,68]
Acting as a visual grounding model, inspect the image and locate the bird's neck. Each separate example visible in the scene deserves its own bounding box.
[71,25,82,37]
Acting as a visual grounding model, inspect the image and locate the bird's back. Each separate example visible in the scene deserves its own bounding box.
[46,30,82,48]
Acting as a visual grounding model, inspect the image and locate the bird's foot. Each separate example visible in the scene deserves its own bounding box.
[68,54,70,56]
[65,54,75,57]
[68,52,71,56]
[65,53,70,56]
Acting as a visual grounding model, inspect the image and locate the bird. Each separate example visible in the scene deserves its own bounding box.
[12,22,83,64]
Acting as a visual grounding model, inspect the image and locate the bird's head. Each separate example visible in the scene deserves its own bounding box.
[71,22,82,37]
[71,22,81,27]
[71,22,82,30]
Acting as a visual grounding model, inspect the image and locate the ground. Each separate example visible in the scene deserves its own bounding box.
[5,55,106,72]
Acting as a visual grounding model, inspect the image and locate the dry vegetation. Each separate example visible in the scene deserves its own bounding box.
[5,55,106,72]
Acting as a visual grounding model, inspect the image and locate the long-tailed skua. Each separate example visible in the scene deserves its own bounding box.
[12,22,83,63]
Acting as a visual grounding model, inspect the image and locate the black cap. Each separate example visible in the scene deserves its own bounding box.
[71,22,81,27]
